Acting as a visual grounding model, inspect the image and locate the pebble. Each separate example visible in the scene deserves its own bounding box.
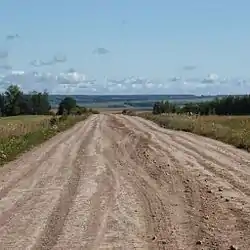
[229,245,238,250]
[204,215,209,220]
[196,240,202,245]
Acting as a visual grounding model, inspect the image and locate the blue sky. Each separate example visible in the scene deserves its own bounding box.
[0,0,250,94]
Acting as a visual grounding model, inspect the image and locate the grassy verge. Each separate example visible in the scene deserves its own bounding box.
[138,112,250,152]
[0,114,90,165]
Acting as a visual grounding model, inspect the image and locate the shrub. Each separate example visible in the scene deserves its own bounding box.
[49,116,58,126]
[122,109,136,116]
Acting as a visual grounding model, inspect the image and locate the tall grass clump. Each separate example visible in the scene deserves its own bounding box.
[139,113,250,152]
[0,114,90,165]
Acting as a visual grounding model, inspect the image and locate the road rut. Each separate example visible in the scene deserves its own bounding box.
[0,114,250,249]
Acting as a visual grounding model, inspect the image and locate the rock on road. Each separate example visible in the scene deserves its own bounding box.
[0,114,250,250]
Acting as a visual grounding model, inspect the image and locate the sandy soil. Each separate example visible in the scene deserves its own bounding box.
[0,114,250,250]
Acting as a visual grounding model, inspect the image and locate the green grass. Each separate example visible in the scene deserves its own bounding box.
[0,114,90,165]
[138,113,250,151]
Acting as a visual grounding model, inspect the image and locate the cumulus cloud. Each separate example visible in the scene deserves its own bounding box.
[201,73,219,84]
[105,76,167,94]
[0,68,249,95]
[6,34,20,40]
[169,76,182,82]
[0,69,97,94]
[30,60,45,67]
[183,65,196,71]
[93,47,110,55]
[30,54,67,67]
[53,54,67,63]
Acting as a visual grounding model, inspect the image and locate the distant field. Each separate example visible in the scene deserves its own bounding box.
[96,107,152,114]
[49,94,218,109]
[0,115,51,139]
[139,113,250,151]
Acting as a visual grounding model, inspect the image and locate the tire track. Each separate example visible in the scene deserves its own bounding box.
[0,115,98,249]
[123,115,250,197]
[0,116,98,228]
[119,115,250,249]
[107,116,201,249]
[0,120,89,200]
[1,114,250,249]
[31,116,98,250]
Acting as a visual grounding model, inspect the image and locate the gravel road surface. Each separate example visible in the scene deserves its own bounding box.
[0,114,250,249]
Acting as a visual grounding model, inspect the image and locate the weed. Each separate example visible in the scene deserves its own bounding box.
[0,114,90,165]
[139,113,250,152]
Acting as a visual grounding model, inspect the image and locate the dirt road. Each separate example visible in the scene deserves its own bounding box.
[0,114,250,250]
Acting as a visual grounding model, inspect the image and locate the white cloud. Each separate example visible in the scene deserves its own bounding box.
[201,73,219,84]
[6,34,20,40]
[0,69,97,94]
[183,65,196,71]
[93,47,110,55]
[0,69,250,95]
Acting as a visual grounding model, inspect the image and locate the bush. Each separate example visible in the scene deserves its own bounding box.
[90,109,100,114]
[49,116,58,126]
[59,114,68,122]
[122,109,136,116]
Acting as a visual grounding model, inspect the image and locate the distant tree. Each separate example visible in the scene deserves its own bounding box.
[0,94,5,116]
[4,85,23,116]
[29,90,51,115]
[152,95,250,116]
[152,100,177,114]
[57,96,77,115]
[153,102,161,114]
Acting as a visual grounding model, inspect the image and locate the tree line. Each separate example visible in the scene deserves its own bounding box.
[0,85,51,116]
[153,95,250,115]
[0,84,97,117]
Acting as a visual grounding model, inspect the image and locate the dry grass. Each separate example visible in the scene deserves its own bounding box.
[0,114,90,165]
[139,113,250,151]
[0,115,52,139]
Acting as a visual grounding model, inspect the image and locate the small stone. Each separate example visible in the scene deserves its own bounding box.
[151,236,156,241]
[161,240,167,245]
[196,240,202,245]
[229,245,238,250]
[225,198,230,202]
[204,215,209,220]
[207,190,212,193]
[218,187,223,191]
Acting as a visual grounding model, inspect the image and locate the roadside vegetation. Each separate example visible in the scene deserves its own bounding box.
[138,95,250,151]
[0,84,98,165]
